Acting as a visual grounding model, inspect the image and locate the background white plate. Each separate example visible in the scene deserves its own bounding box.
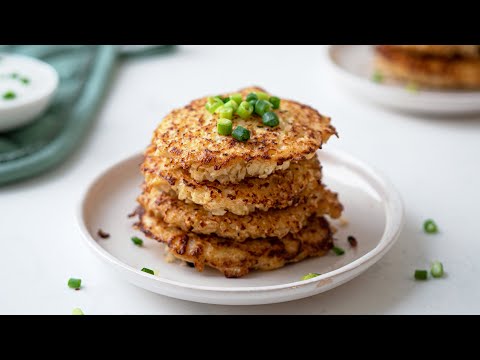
[327,45,480,115]
[77,149,404,305]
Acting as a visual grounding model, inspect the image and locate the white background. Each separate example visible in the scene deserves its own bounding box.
[1,45,479,314]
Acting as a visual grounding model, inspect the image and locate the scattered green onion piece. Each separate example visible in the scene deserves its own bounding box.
[406,82,419,93]
[269,96,281,109]
[223,99,238,112]
[414,269,428,280]
[372,71,384,83]
[236,101,254,119]
[68,278,82,289]
[246,93,258,102]
[423,219,438,234]
[230,93,243,105]
[301,273,320,281]
[131,236,143,246]
[332,246,345,256]
[262,111,280,127]
[431,261,444,278]
[3,91,16,100]
[205,97,224,113]
[216,106,234,120]
[255,91,269,101]
[254,100,273,116]
[141,267,155,275]
[10,73,19,79]
[72,308,84,315]
[232,126,250,142]
[20,77,30,85]
[217,118,233,136]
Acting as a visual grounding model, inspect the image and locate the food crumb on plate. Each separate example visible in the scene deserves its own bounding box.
[97,229,110,239]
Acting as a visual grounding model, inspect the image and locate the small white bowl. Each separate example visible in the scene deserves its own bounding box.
[0,54,59,132]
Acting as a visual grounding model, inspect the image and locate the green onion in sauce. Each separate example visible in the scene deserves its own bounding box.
[3,91,16,100]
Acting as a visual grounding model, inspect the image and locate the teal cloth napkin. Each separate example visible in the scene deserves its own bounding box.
[0,45,174,186]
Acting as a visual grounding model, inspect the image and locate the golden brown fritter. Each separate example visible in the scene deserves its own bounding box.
[389,45,480,58]
[137,184,342,241]
[150,87,336,184]
[142,149,324,216]
[374,45,480,89]
[136,209,334,278]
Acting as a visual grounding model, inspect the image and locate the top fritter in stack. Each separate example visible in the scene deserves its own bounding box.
[374,45,480,89]
[136,87,343,278]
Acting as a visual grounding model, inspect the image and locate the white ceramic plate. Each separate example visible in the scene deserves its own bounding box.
[77,150,404,305]
[0,53,58,131]
[327,45,480,115]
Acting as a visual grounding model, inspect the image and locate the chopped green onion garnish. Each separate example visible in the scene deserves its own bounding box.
[262,111,279,127]
[232,126,250,142]
[248,99,258,111]
[269,96,281,109]
[301,273,320,281]
[141,267,154,275]
[406,82,419,93]
[223,99,239,112]
[230,93,243,105]
[423,219,438,234]
[372,71,384,83]
[10,73,19,79]
[255,91,269,101]
[68,278,82,289]
[431,261,444,278]
[3,91,16,100]
[131,236,143,246]
[216,105,234,120]
[254,100,273,116]
[246,93,258,102]
[217,118,233,136]
[332,246,345,256]
[205,97,224,114]
[72,308,84,315]
[20,77,30,85]
[414,269,428,280]
[236,101,254,119]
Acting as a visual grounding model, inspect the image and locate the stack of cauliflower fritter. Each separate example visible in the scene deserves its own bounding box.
[135,87,343,278]
[374,45,480,89]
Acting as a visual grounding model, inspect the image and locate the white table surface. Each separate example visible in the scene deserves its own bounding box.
[1,45,479,315]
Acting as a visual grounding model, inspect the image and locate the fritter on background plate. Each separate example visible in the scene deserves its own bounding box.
[375,45,480,89]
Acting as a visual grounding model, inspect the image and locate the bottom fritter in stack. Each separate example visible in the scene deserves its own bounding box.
[374,45,480,89]
[134,87,343,278]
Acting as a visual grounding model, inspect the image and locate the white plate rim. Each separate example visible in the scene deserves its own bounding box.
[76,149,404,294]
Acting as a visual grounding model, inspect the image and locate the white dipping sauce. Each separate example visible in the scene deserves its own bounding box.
[0,54,58,131]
